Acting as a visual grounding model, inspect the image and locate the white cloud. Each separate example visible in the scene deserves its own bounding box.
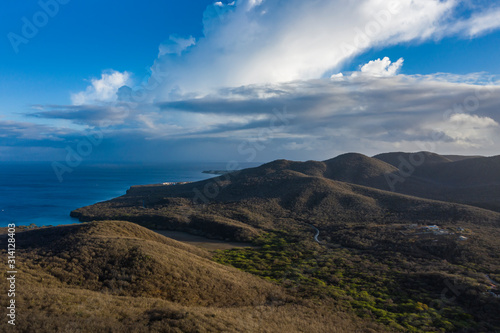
[71,71,132,105]
[15,0,500,160]
[247,0,263,9]
[158,35,196,57]
[22,71,500,159]
[359,57,404,77]
[330,73,344,80]
[148,72,500,155]
[149,0,498,97]
[439,113,500,147]
[449,113,498,128]
[448,6,500,37]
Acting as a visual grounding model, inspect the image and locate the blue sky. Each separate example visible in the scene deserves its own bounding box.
[1,1,213,111]
[346,30,500,75]
[1,0,500,163]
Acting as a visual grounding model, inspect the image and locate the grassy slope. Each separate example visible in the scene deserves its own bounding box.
[41,153,500,331]
[9,221,285,307]
[1,221,385,332]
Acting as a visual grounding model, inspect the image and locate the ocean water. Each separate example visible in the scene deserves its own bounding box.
[0,162,243,228]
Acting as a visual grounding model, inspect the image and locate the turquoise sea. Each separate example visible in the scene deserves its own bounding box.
[0,162,247,228]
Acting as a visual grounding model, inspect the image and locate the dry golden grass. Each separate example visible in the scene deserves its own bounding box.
[11,221,287,307]
[153,230,255,250]
[0,221,386,332]
[6,283,385,333]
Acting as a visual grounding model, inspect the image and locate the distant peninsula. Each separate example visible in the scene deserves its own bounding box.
[202,170,230,175]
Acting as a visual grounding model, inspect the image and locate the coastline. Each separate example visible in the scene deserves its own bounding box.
[0,163,226,228]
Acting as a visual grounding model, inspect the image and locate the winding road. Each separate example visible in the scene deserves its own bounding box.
[485,274,499,286]
[306,224,322,244]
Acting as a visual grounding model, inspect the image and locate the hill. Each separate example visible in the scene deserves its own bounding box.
[442,155,484,162]
[11,221,283,307]
[322,153,398,186]
[371,152,500,212]
[374,151,453,167]
[72,154,500,239]
[0,221,381,332]
[65,153,500,331]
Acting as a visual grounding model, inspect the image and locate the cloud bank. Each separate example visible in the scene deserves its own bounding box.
[14,68,500,162]
[142,0,500,97]
[3,0,500,161]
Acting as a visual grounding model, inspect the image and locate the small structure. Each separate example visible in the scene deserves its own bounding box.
[422,225,440,232]
[162,181,191,186]
[458,236,468,241]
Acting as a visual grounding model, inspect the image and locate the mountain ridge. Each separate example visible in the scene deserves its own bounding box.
[72,151,500,242]
[14,151,500,332]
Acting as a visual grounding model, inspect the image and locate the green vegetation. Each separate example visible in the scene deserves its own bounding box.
[214,228,500,332]
[12,152,500,332]
[1,221,383,333]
